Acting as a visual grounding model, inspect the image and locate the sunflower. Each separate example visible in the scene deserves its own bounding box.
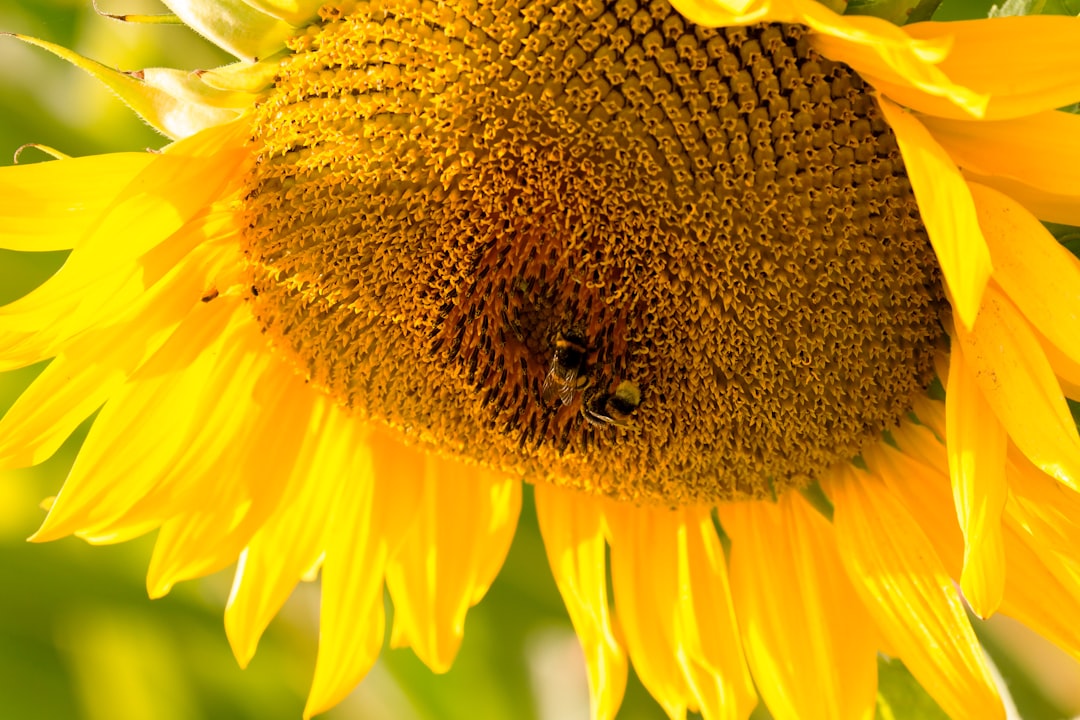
[3,0,1080,716]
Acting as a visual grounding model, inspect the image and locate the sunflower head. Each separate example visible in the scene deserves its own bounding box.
[242,5,947,504]
[4,1,1080,719]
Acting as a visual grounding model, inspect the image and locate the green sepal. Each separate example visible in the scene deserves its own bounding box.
[239,0,327,25]
[194,53,286,94]
[6,34,245,140]
[160,0,296,63]
[92,1,184,24]
[139,68,262,110]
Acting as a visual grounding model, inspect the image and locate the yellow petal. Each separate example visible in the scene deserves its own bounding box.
[0,179,246,371]
[717,494,876,720]
[144,363,314,597]
[892,415,948,476]
[604,502,691,718]
[999,503,1080,664]
[828,461,1004,720]
[945,342,1007,618]
[386,455,521,673]
[879,436,1080,665]
[952,284,1080,491]
[604,502,759,720]
[674,508,758,720]
[534,484,627,720]
[225,400,359,667]
[901,16,1080,121]
[305,428,424,718]
[963,171,1080,227]
[877,97,990,330]
[82,319,276,545]
[0,112,247,253]
[1005,448,1080,563]
[29,302,253,542]
[921,112,1080,210]
[1037,332,1080,400]
[965,182,1080,368]
[867,442,963,575]
[0,240,240,467]
[0,153,155,251]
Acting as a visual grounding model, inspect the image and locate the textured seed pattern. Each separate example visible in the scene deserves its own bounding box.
[240,0,946,504]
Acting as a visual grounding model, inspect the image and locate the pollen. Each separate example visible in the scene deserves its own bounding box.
[240,0,946,504]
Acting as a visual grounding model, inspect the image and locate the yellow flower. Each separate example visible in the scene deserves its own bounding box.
[4,0,1080,717]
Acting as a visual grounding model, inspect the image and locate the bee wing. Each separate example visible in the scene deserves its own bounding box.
[558,381,577,406]
[541,368,567,406]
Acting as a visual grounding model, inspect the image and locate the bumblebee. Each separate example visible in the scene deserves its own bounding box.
[582,380,641,429]
[540,330,590,407]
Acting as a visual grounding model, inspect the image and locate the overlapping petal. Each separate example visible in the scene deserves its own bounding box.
[606,501,757,720]
[945,341,1007,617]
[226,399,364,667]
[718,494,876,720]
[305,428,423,719]
[999,503,1080,667]
[0,154,155,251]
[891,428,1080,668]
[0,235,242,467]
[922,113,1080,219]
[535,484,627,720]
[903,16,1080,120]
[386,455,521,673]
[968,182,1080,367]
[877,98,990,329]
[830,458,1003,720]
[145,358,316,597]
[951,284,1080,491]
[29,301,260,543]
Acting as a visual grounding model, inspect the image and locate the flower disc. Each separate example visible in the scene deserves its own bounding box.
[241,0,946,503]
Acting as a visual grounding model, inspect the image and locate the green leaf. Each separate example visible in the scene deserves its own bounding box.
[845,0,939,25]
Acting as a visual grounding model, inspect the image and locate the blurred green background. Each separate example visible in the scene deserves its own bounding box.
[1,1,1080,719]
